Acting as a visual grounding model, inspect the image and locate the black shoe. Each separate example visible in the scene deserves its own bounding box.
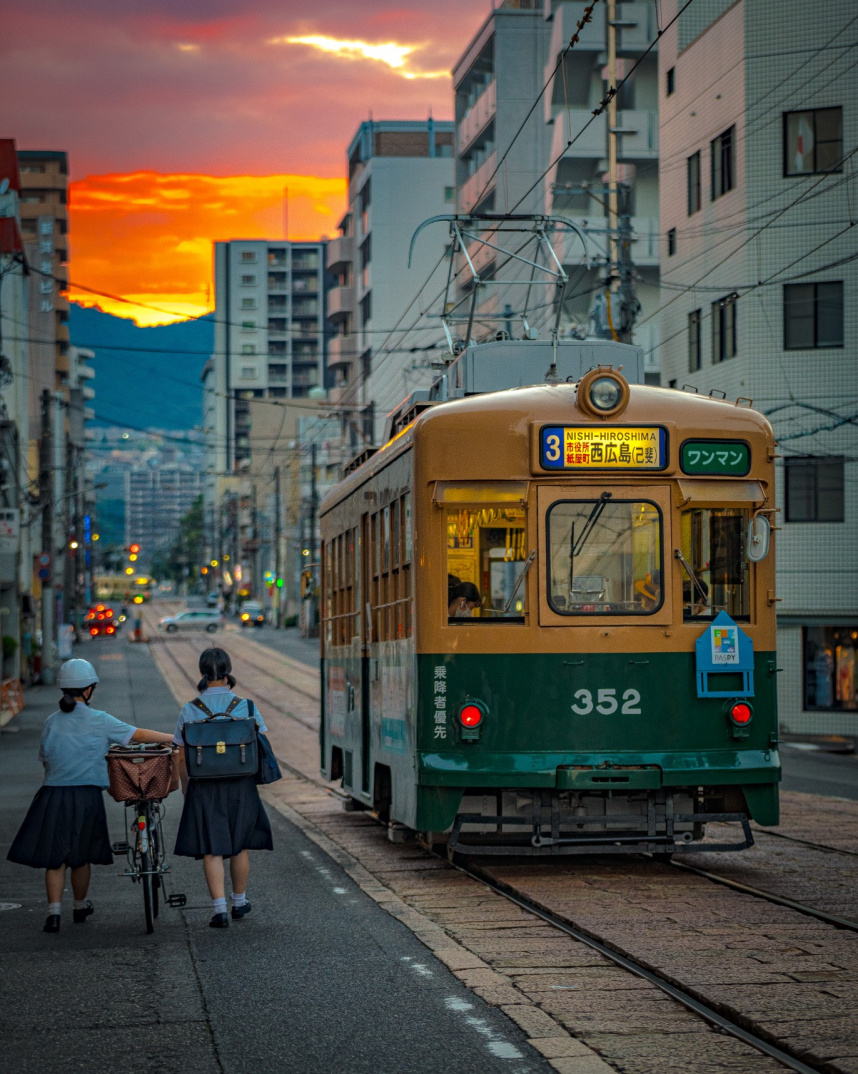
[43,914,61,933]
[231,901,251,920]
[73,900,94,924]
[209,912,229,929]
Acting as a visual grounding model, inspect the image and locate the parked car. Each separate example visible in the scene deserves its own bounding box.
[239,600,265,628]
[159,609,223,634]
[206,592,220,607]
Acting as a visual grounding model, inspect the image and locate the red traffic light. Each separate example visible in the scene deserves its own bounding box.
[130,544,140,555]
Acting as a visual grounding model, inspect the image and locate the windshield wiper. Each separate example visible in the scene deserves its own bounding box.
[674,549,710,606]
[569,491,612,594]
[504,549,536,612]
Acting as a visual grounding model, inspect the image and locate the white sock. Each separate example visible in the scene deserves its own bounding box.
[48,902,61,915]
[212,897,227,914]
[74,899,89,910]
[232,891,247,907]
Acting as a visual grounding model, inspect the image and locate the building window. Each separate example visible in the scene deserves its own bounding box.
[241,274,256,285]
[688,309,701,371]
[241,366,257,379]
[268,248,287,266]
[241,320,256,331]
[444,186,455,203]
[666,67,675,96]
[360,291,372,326]
[240,251,256,263]
[784,282,843,350]
[240,298,257,310]
[711,294,737,362]
[667,228,676,256]
[687,151,701,215]
[785,457,844,522]
[241,344,256,355]
[784,107,842,176]
[804,626,858,711]
[710,126,735,200]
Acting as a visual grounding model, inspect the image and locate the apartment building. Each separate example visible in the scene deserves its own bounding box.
[125,464,205,558]
[451,1,662,378]
[657,0,857,733]
[326,119,455,446]
[212,239,328,473]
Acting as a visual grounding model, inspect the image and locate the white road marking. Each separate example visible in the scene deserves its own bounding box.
[488,1042,524,1060]
[332,887,347,895]
[445,997,473,1012]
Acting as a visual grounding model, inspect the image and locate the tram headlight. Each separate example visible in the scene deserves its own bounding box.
[589,377,622,411]
[458,700,487,742]
[576,367,630,419]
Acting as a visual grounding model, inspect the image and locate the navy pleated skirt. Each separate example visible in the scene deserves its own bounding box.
[174,776,273,858]
[7,785,113,870]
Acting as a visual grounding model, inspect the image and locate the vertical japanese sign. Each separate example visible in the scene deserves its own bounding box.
[37,216,54,312]
[433,665,447,739]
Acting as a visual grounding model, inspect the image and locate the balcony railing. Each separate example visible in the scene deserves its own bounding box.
[327,285,355,320]
[458,80,496,156]
[458,150,498,213]
[326,234,354,271]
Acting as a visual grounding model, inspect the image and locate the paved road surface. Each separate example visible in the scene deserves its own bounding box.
[0,634,547,1074]
[779,742,858,800]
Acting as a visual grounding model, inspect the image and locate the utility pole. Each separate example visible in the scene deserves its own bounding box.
[273,466,281,628]
[606,0,639,344]
[39,389,55,684]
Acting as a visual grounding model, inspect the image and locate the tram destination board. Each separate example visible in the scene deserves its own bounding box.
[539,425,667,471]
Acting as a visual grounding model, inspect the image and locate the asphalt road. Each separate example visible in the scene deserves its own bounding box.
[0,634,547,1074]
[779,742,858,800]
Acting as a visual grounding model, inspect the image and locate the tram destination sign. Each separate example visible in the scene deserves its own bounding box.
[540,426,666,470]
[681,439,750,476]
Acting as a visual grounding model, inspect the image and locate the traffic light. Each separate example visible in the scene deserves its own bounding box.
[130,544,140,555]
[276,578,284,588]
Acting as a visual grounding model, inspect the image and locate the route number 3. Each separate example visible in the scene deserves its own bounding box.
[571,688,641,715]
[544,434,561,462]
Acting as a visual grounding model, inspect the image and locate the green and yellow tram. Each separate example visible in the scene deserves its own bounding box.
[320,344,778,855]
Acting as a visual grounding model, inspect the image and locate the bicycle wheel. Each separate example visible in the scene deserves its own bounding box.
[151,808,161,920]
[141,804,154,934]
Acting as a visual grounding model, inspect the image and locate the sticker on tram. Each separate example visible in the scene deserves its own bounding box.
[680,439,750,476]
[540,426,666,470]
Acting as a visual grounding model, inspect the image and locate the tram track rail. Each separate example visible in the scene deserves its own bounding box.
[454,858,825,1074]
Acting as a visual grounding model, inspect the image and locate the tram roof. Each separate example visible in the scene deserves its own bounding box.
[320,381,774,515]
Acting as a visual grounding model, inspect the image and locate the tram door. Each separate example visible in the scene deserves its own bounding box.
[359,511,372,793]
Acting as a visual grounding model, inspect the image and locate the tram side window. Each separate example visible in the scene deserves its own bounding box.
[369,498,413,643]
[546,500,662,615]
[324,528,359,647]
[446,505,528,621]
[680,508,750,620]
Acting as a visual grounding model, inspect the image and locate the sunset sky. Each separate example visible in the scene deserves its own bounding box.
[1,0,490,324]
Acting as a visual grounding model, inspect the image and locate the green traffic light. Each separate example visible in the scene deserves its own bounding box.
[276,578,284,588]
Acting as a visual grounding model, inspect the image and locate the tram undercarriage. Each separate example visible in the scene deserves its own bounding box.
[444,788,754,856]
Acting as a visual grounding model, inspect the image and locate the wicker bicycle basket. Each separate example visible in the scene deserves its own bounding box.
[106,745,174,803]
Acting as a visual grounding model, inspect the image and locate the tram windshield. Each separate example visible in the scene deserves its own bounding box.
[680,507,750,620]
[446,505,529,621]
[546,499,662,615]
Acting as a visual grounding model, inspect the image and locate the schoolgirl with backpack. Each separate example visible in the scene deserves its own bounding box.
[173,648,274,928]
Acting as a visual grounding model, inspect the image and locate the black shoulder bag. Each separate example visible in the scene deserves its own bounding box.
[182,695,259,779]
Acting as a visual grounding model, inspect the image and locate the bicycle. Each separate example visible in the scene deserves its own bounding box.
[106,744,186,933]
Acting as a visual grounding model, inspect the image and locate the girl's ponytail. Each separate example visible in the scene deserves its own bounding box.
[59,693,77,713]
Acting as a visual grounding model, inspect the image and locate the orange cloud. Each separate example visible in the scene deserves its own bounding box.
[68,172,346,325]
[273,35,448,79]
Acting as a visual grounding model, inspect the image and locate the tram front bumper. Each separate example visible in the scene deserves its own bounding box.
[418,748,780,788]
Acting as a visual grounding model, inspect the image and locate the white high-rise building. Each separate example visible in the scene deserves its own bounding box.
[326,120,455,447]
[212,239,328,473]
[657,0,857,734]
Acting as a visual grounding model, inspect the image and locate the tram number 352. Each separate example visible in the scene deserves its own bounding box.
[571,688,642,715]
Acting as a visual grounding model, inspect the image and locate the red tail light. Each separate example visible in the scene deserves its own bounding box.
[90,627,99,636]
[730,702,752,725]
[459,704,483,728]
[106,626,115,635]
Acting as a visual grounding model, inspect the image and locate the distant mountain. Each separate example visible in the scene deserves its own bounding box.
[69,305,213,430]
